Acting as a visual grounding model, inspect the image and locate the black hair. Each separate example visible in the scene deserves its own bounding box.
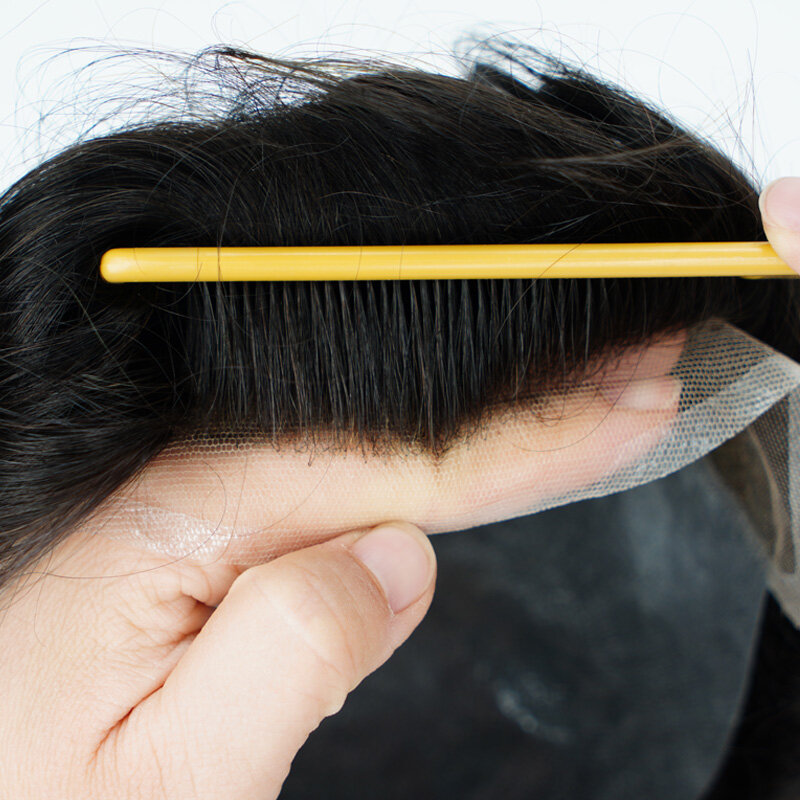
[0,36,798,797]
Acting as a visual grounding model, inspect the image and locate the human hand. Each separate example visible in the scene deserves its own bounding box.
[0,292,685,800]
[759,176,800,274]
[0,519,436,799]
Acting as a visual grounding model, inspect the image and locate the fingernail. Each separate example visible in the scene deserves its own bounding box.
[350,524,435,613]
[602,375,682,410]
[759,177,800,231]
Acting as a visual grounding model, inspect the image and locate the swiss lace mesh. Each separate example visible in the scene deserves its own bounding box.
[89,319,800,626]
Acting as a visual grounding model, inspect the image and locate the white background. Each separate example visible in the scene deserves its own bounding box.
[0,0,797,188]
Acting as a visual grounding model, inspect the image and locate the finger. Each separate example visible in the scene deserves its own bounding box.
[103,521,436,800]
[759,177,800,274]
[0,532,243,761]
[434,342,684,528]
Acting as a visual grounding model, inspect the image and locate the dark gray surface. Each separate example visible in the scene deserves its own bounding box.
[280,457,768,799]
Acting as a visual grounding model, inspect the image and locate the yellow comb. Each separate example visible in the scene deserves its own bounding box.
[99,241,795,282]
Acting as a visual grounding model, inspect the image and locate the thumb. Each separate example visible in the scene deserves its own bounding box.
[759,177,800,274]
[121,521,436,800]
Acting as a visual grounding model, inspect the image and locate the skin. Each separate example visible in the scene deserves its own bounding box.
[1,177,797,799]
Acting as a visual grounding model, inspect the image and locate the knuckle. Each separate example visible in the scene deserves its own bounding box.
[272,563,365,681]
[236,555,387,701]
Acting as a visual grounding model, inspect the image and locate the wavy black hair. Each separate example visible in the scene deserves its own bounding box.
[0,37,797,798]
